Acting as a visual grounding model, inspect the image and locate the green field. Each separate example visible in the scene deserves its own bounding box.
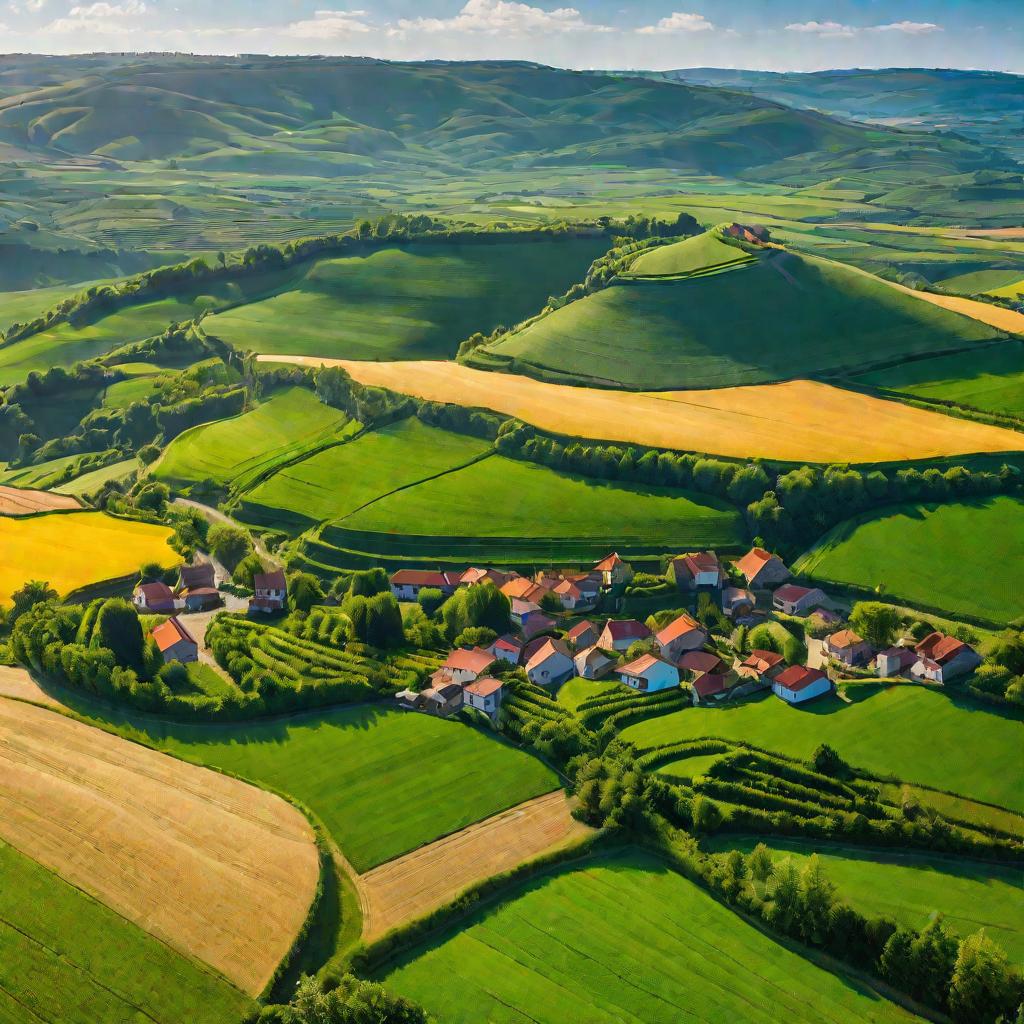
[474,242,997,389]
[621,686,1024,812]
[208,238,607,361]
[102,373,163,408]
[657,753,725,782]
[55,457,138,496]
[704,837,1024,962]
[153,386,354,490]
[556,677,623,712]
[380,851,919,1024]
[795,496,1024,624]
[0,451,96,489]
[625,230,756,278]
[854,341,1024,417]
[0,838,250,1024]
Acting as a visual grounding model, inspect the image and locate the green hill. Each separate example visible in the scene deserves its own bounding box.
[471,231,1000,389]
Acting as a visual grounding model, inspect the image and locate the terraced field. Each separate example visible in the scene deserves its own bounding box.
[624,231,756,278]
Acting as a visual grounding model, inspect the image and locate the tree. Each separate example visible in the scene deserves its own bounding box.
[691,794,723,834]
[453,625,497,649]
[747,842,774,890]
[948,931,1020,1024]
[347,567,388,598]
[93,599,146,675]
[134,481,169,512]
[849,601,902,650]
[811,743,847,777]
[440,581,510,641]
[798,854,835,946]
[207,523,251,572]
[292,972,428,1024]
[768,860,802,936]
[417,587,445,616]
[539,590,563,614]
[349,592,404,648]
[138,443,161,465]
[232,552,265,589]
[8,580,57,623]
[289,572,325,613]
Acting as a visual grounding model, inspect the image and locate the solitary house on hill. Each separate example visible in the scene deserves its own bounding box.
[250,569,287,613]
[772,665,831,705]
[735,547,790,588]
[911,632,982,683]
[151,616,198,665]
[619,654,679,693]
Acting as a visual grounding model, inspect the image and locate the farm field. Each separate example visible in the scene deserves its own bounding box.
[0,483,79,515]
[657,753,725,781]
[624,230,756,278]
[0,510,178,602]
[622,686,1024,812]
[0,697,319,995]
[237,416,490,532]
[0,451,90,489]
[152,386,353,490]
[379,850,921,1024]
[54,457,139,496]
[262,357,1024,463]
[703,837,1024,962]
[794,496,1024,624]
[0,838,252,1024]
[556,676,623,712]
[208,237,608,361]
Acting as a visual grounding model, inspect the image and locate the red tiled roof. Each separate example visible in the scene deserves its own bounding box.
[444,647,495,674]
[151,616,196,653]
[254,569,287,591]
[735,547,786,583]
[773,584,814,603]
[774,665,828,692]
[693,673,729,698]
[136,581,173,603]
[678,650,725,674]
[619,653,668,676]
[741,649,786,672]
[828,629,865,650]
[553,580,582,599]
[567,620,597,643]
[494,634,522,652]
[464,676,503,698]
[502,578,549,602]
[914,631,967,665]
[602,618,651,641]
[656,612,703,645]
[391,569,450,587]
[594,552,624,571]
[526,637,572,670]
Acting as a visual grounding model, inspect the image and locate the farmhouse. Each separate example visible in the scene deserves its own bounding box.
[510,598,542,627]
[177,560,216,593]
[722,586,756,620]
[397,682,463,717]
[501,577,551,604]
[826,628,873,667]
[566,619,599,650]
[678,650,726,678]
[911,632,983,683]
[671,551,725,591]
[691,672,733,705]
[459,566,517,588]
[598,618,651,652]
[737,649,787,685]
[151,616,198,665]
[389,569,457,600]
[735,547,790,588]
[463,676,504,717]
[489,634,524,665]
[523,612,558,638]
[772,584,827,616]
[772,665,832,705]
[876,645,918,677]
[525,638,575,687]
[133,581,176,613]
[655,612,708,661]
[619,654,679,693]
[594,552,633,589]
[537,571,601,609]
[574,645,615,680]
[723,222,771,244]
[440,647,495,685]
[182,587,222,612]
[250,569,287,614]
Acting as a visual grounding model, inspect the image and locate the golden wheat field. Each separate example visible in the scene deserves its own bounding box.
[259,356,1024,463]
[0,697,319,995]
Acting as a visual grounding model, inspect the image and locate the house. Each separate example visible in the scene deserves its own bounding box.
[566,619,599,650]
[734,547,790,588]
[736,649,787,685]
[691,672,732,705]
[250,569,287,614]
[678,650,727,679]
[811,608,843,628]
[655,612,708,661]
[594,552,633,589]
[460,567,517,588]
[501,577,551,604]
[574,645,616,680]
[722,586,756,620]
[523,613,557,639]
[151,616,198,665]
[876,645,918,677]
[389,569,457,600]
[526,638,575,687]
[552,579,594,611]
[510,598,542,627]
[398,681,463,717]
[723,222,771,244]
[772,584,828,616]
[440,647,495,684]
[177,561,216,593]
[911,632,983,683]
[181,587,222,612]
[597,618,651,653]
[772,665,832,705]
[619,654,679,693]
[489,634,523,666]
[463,676,504,716]
[826,628,873,667]
[133,581,176,614]
[671,552,725,591]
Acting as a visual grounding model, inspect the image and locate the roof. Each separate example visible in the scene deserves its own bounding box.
[594,552,625,571]
[464,676,503,698]
[678,650,725,674]
[510,598,542,616]
[774,665,828,692]
[567,620,597,643]
[656,612,703,645]
[915,631,968,665]
[722,586,754,606]
[501,578,549,602]
[493,634,523,652]
[773,584,817,603]
[526,637,573,670]
[828,629,865,650]
[676,552,721,577]
[183,586,219,598]
[444,647,495,674]
[879,646,918,669]
[575,645,612,667]
[254,569,287,591]
[602,618,651,641]
[523,613,557,638]
[741,649,786,672]
[151,616,196,653]
[390,569,451,587]
[553,580,582,599]
[734,547,785,583]
[693,673,730,698]
[620,653,675,677]
[136,581,173,602]
[179,562,215,589]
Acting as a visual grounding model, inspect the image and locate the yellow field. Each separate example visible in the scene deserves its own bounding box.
[258,356,1024,463]
[0,696,319,995]
[0,510,178,603]
[890,282,1024,335]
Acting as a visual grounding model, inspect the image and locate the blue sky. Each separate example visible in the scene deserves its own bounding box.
[3,0,1020,73]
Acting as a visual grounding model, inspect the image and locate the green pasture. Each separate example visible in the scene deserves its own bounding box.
[0,838,250,1024]
[102,373,163,408]
[380,850,919,1024]
[704,837,1024,962]
[625,230,755,278]
[622,685,1024,812]
[657,753,725,782]
[556,676,623,712]
[795,497,1024,625]
[0,452,93,489]
[55,458,138,497]
[0,277,112,332]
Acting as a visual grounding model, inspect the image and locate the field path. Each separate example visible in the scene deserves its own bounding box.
[359,791,589,940]
[172,496,281,566]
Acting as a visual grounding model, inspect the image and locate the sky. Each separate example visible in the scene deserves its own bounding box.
[2,0,1021,73]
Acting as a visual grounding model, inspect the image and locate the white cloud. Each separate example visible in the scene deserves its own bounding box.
[636,11,715,35]
[45,0,144,32]
[394,0,609,35]
[871,20,942,34]
[25,0,47,11]
[785,20,856,38]
[282,9,373,39]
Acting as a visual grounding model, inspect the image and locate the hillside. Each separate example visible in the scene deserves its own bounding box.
[469,229,1000,389]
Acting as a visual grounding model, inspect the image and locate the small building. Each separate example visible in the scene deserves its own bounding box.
[772,584,828,616]
[826,628,873,667]
[510,598,542,627]
[655,612,708,661]
[489,634,524,666]
[678,650,726,679]
[736,648,787,685]
[523,612,558,639]
[911,632,983,683]
[691,672,733,705]
[501,577,551,604]
[151,616,198,665]
[566,619,599,650]
[597,618,651,653]
[133,581,177,614]
[734,547,790,588]
[459,567,517,588]
[772,665,832,705]
[441,647,495,685]
[182,587,222,612]
[670,552,725,591]
[876,646,918,677]
[463,676,504,716]
[619,653,679,693]
[574,645,616,680]
[398,681,463,717]
[525,638,575,687]
[722,586,756,620]
[594,552,633,589]
[552,579,590,611]
[389,569,457,600]
[250,569,287,614]
[177,561,216,593]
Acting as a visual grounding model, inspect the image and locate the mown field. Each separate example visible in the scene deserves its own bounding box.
[380,850,920,1024]
[0,838,251,1024]
[208,238,608,360]
[0,511,177,603]
[473,243,997,389]
[703,837,1024,962]
[622,686,1024,813]
[795,496,1024,624]
[624,231,756,278]
[54,457,139,496]
[153,386,354,490]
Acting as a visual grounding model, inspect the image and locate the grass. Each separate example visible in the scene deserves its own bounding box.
[876,784,1024,838]
[657,753,725,782]
[621,685,1024,813]
[54,457,138,497]
[0,451,96,489]
[102,373,163,408]
[625,231,756,278]
[704,837,1024,962]
[794,496,1024,624]
[152,386,353,490]
[556,677,623,712]
[208,238,608,361]
[0,838,251,1024]
[0,511,178,603]
[379,849,919,1024]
